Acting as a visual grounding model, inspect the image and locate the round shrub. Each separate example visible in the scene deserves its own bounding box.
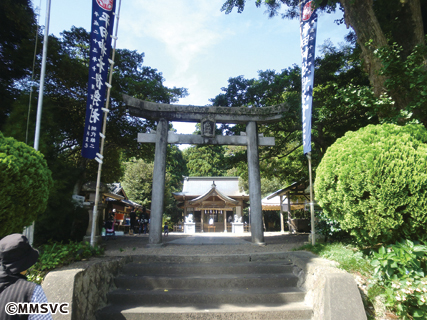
[0,132,53,238]
[314,124,427,246]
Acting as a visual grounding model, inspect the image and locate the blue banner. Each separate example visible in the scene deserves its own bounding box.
[300,0,318,155]
[82,0,116,159]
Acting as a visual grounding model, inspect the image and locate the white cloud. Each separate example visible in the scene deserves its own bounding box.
[124,0,226,76]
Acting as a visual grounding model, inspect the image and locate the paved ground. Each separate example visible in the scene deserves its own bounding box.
[102,232,310,256]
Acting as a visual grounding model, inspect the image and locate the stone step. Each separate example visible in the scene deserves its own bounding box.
[121,261,294,276]
[97,302,313,320]
[115,273,299,290]
[97,253,312,320]
[107,287,306,305]
[129,252,292,264]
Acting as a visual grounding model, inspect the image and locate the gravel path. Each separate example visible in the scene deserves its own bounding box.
[102,232,309,256]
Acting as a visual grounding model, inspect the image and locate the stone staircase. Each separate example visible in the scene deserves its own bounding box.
[96,254,313,320]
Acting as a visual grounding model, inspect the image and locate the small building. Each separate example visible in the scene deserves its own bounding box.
[265,181,312,232]
[172,177,249,232]
[104,183,148,223]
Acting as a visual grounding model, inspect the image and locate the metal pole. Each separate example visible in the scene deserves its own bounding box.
[34,0,51,151]
[307,152,316,245]
[24,0,51,245]
[90,0,122,247]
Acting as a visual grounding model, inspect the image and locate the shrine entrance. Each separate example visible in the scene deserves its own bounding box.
[123,94,288,246]
[172,176,250,233]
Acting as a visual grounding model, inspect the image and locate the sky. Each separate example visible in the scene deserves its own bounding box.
[31,0,350,134]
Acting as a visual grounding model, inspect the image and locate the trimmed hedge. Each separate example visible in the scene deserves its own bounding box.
[0,132,53,238]
[314,124,427,245]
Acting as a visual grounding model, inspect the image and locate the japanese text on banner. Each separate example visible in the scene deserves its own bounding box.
[82,0,116,159]
[300,0,317,155]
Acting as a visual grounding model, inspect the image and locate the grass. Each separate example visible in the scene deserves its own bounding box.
[296,242,373,274]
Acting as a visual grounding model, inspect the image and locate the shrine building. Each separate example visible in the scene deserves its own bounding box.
[172,176,249,233]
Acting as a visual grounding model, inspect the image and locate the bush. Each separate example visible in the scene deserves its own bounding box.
[314,124,427,246]
[0,132,53,238]
[27,241,104,284]
[315,210,350,241]
[369,240,427,319]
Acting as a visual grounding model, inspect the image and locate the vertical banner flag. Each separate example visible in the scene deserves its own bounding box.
[82,0,116,159]
[300,0,318,155]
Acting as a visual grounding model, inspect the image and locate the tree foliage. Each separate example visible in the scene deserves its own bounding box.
[221,0,427,126]
[121,158,155,208]
[1,9,187,242]
[314,124,427,246]
[0,132,53,238]
[121,148,186,223]
[183,145,229,177]
[211,43,373,184]
[0,0,38,129]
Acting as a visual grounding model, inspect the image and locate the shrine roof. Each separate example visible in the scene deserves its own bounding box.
[189,184,239,205]
[266,181,310,199]
[173,176,248,198]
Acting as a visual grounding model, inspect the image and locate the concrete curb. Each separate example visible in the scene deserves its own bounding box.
[42,256,132,320]
[285,251,367,320]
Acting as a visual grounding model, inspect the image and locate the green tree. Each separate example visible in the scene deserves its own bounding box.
[166,144,188,189]
[0,132,53,238]
[221,0,427,124]
[183,145,229,177]
[121,159,155,208]
[121,156,182,222]
[314,123,427,246]
[211,43,374,184]
[5,26,188,188]
[3,23,187,242]
[0,0,38,130]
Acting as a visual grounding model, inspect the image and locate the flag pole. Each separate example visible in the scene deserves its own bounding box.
[300,0,317,246]
[34,0,51,152]
[24,0,51,245]
[90,0,122,248]
[307,152,315,245]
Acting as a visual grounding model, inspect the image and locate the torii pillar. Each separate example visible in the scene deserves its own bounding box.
[123,95,289,246]
[149,118,168,245]
[246,121,264,244]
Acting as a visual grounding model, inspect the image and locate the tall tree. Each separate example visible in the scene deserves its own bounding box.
[0,0,38,129]
[5,27,188,190]
[211,43,375,183]
[183,145,229,177]
[3,23,187,242]
[221,0,427,124]
[121,149,185,223]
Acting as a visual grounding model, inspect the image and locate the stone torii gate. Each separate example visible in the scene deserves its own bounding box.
[123,94,288,246]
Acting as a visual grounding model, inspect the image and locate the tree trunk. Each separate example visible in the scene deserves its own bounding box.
[391,0,425,59]
[340,0,425,113]
[339,0,388,96]
[73,158,88,195]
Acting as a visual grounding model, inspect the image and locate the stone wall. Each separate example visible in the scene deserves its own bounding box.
[287,251,367,320]
[42,256,131,320]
